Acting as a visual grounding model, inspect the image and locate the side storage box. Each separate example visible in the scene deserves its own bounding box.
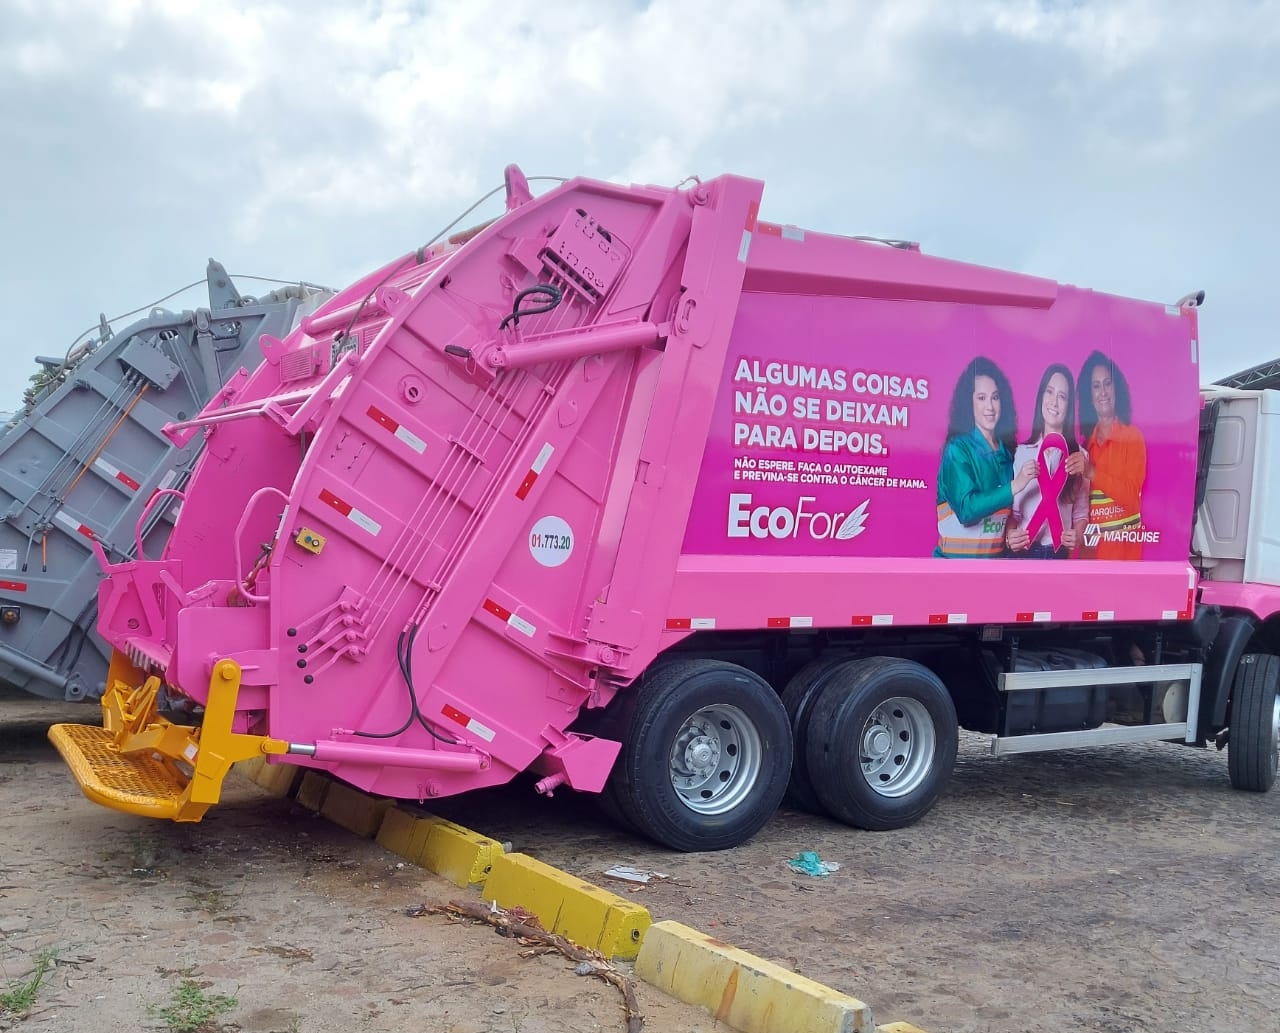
[1002,648,1108,735]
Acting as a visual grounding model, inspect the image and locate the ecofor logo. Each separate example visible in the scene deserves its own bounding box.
[728,493,869,541]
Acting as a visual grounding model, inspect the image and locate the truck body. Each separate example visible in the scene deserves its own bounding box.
[49,168,1280,852]
[0,263,330,702]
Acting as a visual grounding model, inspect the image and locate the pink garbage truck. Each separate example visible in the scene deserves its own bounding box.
[49,166,1280,852]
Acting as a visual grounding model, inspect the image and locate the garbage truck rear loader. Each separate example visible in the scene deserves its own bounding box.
[0,263,330,702]
[50,167,1280,852]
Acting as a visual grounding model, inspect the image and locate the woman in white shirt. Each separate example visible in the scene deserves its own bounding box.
[1005,363,1089,559]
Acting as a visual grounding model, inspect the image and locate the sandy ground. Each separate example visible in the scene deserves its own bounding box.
[0,693,721,1033]
[429,729,1280,1033]
[4,688,1279,1033]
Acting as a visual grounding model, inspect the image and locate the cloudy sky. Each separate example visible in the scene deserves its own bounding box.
[3,0,1277,412]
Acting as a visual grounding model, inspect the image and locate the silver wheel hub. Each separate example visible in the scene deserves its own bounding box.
[668,704,763,816]
[864,727,892,758]
[859,696,937,799]
[1271,694,1279,754]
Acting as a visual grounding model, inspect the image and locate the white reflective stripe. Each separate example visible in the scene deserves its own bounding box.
[789,616,814,628]
[467,718,496,742]
[1098,610,1115,621]
[1033,611,1051,622]
[690,617,717,630]
[508,614,536,637]
[531,443,555,475]
[347,508,381,536]
[395,425,427,454]
[738,229,752,263]
[872,614,893,626]
[1162,610,1179,620]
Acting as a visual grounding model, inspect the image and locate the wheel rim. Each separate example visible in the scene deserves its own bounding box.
[668,704,762,816]
[859,696,936,798]
[1271,690,1280,760]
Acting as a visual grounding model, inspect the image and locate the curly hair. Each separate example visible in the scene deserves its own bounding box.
[944,356,1018,456]
[1077,350,1133,444]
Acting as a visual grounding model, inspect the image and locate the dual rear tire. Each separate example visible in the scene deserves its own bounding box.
[600,654,958,851]
[783,655,958,830]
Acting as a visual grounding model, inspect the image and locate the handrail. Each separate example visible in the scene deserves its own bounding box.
[233,487,290,603]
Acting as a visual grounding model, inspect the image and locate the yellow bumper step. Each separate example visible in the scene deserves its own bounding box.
[48,655,288,822]
[49,723,190,819]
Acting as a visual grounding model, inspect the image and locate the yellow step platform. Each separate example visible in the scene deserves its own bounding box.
[49,723,190,819]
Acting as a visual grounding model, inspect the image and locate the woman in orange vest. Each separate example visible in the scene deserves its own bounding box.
[1076,350,1147,560]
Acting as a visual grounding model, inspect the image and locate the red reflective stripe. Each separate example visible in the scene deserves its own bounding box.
[441,703,469,728]
[483,598,512,623]
[0,580,26,592]
[745,200,760,232]
[515,471,538,500]
[318,488,352,517]
[767,617,790,628]
[666,618,692,630]
[1016,612,1035,623]
[367,404,399,434]
[1082,611,1099,621]
[116,471,140,491]
[851,615,873,626]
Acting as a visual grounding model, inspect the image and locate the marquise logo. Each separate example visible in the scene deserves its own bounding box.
[728,493,869,541]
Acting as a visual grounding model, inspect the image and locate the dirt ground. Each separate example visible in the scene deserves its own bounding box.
[4,688,1279,1033]
[0,693,721,1033]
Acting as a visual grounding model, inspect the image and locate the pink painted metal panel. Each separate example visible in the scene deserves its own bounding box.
[89,165,1212,806]
[1199,581,1280,622]
[666,557,1197,630]
[678,275,1199,632]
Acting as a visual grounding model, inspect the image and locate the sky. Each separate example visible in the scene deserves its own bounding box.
[2,0,1278,413]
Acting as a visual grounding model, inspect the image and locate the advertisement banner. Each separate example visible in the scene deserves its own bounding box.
[683,288,1199,562]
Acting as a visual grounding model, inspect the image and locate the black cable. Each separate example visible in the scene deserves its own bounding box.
[352,627,418,738]
[351,624,459,744]
[337,175,570,346]
[406,625,460,745]
[499,284,563,330]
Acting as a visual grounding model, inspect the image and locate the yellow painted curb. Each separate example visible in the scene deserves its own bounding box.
[482,851,650,961]
[253,759,302,798]
[320,781,391,838]
[635,920,875,1033]
[375,807,504,888]
[294,770,331,812]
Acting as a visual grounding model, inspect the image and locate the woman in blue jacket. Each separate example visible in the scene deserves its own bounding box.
[934,356,1037,558]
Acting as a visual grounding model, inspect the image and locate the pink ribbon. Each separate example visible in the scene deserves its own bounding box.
[1022,432,1069,550]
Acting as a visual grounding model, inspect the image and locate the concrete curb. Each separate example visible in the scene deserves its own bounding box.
[231,762,931,1032]
[485,850,651,960]
[635,920,874,1033]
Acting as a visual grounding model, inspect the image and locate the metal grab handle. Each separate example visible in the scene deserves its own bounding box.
[233,486,290,603]
[135,489,186,559]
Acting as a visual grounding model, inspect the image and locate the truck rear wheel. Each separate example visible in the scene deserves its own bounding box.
[780,655,851,814]
[1228,653,1280,792]
[805,656,958,831]
[606,658,792,852]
